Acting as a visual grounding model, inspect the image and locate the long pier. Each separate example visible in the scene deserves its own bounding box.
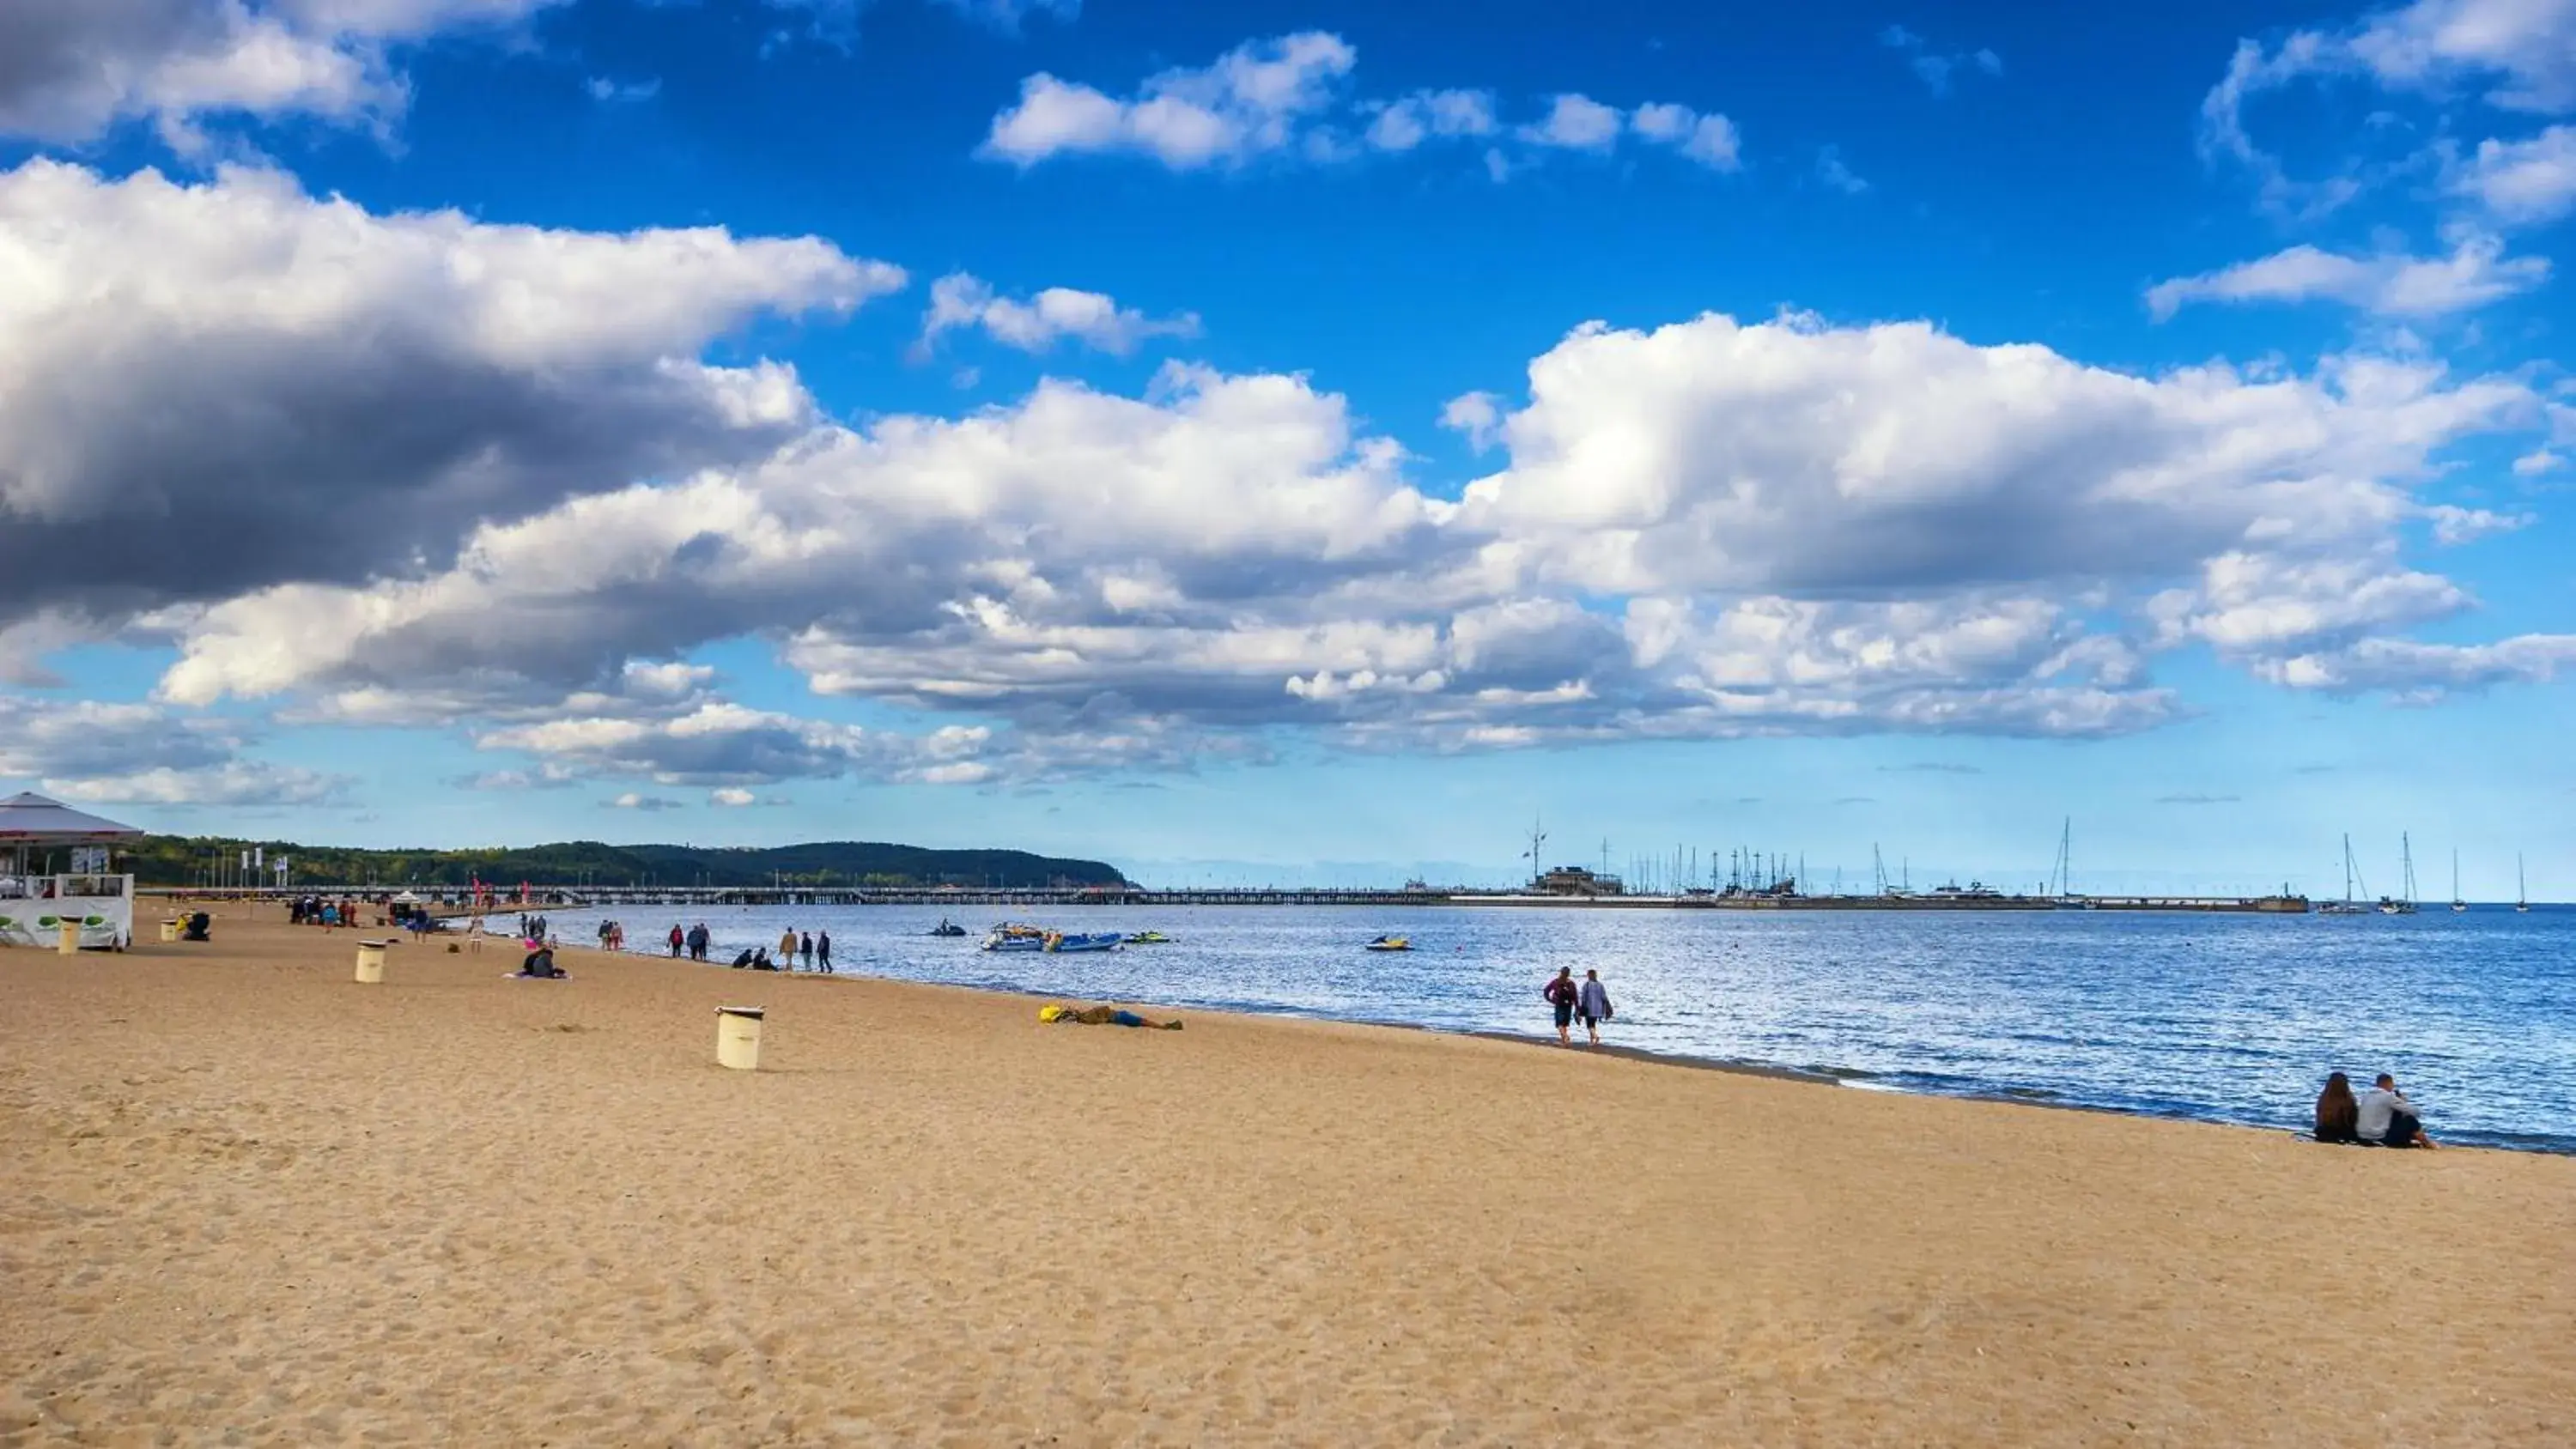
[151,885,2312,914]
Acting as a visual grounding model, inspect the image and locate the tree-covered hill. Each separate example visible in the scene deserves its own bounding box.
[112,837,1127,890]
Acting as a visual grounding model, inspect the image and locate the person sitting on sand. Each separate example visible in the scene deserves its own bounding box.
[730,948,756,969]
[2314,1072,2360,1143]
[517,946,565,979]
[1577,969,1614,1046]
[1542,967,1578,1046]
[751,949,779,973]
[2356,1073,2437,1149]
[180,911,213,942]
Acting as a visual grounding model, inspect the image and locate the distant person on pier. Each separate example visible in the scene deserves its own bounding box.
[1543,967,1578,1046]
[1577,969,1614,1046]
[668,924,685,958]
[779,927,799,971]
[799,931,815,971]
[817,930,833,973]
[2356,1073,2438,1149]
[2314,1072,2360,1143]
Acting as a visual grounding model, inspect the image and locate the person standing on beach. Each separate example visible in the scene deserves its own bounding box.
[688,922,710,961]
[1577,969,1613,1046]
[1542,967,1578,1046]
[799,931,815,971]
[668,924,684,958]
[817,931,833,973]
[780,926,799,972]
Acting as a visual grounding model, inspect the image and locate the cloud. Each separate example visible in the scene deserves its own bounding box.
[1628,102,1742,170]
[0,696,347,805]
[2157,792,2241,804]
[0,161,903,650]
[918,272,1200,356]
[927,0,1079,31]
[1519,94,1623,152]
[1361,88,1498,151]
[2144,233,2549,318]
[135,306,2566,790]
[981,37,1738,178]
[1816,146,1868,194]
[586,76,661,104]
[2422,503,2534,543]
[2451,124,2576,222]
[1439,391,1504,452]
[1877,22,2003,96]
[981,31,1357,168]
[2202,2,2576,218]
[607,791,685,811]
[0,0,567,149]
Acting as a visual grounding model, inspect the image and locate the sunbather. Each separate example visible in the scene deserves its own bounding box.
[1039,1003,1183,1029]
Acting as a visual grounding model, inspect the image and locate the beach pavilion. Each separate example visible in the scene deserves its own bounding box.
[0,792,145,949]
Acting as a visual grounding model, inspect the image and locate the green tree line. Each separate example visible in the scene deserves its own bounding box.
[109,837,1128,890]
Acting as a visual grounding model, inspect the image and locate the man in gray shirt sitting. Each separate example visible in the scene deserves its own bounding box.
[2355,1073,2437,1149]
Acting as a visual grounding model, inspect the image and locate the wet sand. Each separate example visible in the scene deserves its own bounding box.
[3,906,2569,1445]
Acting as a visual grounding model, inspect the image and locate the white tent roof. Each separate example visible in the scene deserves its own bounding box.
[0,792,145,844]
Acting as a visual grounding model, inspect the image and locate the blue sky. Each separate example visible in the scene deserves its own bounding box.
[1,0,2571,894]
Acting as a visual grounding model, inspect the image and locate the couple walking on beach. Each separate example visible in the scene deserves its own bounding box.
[1542,967,1613,1046]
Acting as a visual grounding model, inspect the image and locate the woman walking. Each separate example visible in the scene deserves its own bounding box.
[1577,969,1613,1046]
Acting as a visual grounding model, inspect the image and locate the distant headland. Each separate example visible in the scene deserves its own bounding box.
[115,836,1128,892]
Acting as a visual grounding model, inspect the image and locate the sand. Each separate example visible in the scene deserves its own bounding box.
[3,907,2570,1446]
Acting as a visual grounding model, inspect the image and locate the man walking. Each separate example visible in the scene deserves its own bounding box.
[1542,967,1578,1046]
[817,930,833,974]
[799,931,816,972]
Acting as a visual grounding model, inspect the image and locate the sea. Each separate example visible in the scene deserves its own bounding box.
[535,900,2576,1155]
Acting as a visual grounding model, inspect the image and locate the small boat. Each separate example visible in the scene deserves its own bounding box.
[2451,850,2466,913]
[981,923,1050,953]
[1124,931,1172,944]
[2518,853,2530,913]
[930,918,967,937]
[1045,931,1123,953]
[1364,935,1412,952]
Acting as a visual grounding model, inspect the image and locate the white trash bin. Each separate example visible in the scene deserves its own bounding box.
[159,919,180,943]
[355,938,390,984]
[715,1006,764,1070]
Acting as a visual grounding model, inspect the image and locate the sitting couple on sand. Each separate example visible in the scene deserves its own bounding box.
[2315,1071,2437,1149]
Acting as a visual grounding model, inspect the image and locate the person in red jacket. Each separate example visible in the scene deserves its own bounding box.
[1542,967,1578,1046]
[667,924,685,958]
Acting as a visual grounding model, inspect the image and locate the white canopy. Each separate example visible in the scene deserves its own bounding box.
[390,890,423,904]
[0,792,144,845]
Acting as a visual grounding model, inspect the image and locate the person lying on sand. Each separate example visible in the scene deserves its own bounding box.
[1039,1003,1183,1030]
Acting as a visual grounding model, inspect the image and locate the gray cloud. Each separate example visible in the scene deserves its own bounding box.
[0,695,348,805]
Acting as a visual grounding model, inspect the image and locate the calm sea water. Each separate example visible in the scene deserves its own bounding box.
[541,901,2576,1154]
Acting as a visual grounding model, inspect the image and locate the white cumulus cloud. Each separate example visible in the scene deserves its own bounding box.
[919,272,1200,355]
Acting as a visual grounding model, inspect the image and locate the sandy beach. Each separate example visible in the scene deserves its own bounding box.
[3,908,2570,1446]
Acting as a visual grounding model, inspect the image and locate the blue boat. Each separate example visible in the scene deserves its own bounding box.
[1046,931,1124,953]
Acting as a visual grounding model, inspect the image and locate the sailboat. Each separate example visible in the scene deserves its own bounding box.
[2318,834,2369,914]
[2451,850,2467,912]
[2518,854,2531,913]
[2377,834,2419,915]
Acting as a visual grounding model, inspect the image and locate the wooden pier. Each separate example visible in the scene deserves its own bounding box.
[150,885,2312,914]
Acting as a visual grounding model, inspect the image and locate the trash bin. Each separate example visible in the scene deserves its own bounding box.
[715,1006,764,1070]
[355,938,390,984]
[58,921,80,955]
[159,919,180,943]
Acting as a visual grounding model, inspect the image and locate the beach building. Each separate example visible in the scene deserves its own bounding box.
[0,792,144,949]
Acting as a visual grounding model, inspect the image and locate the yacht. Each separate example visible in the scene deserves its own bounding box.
[2318,835,2370,914]
[2518,854,2531,913]
[2451,851,2467,913]
[2376,834,2419,915]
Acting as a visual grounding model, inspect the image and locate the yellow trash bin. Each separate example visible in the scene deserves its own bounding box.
[159,919,180,943]
[715,1006,764,1070]
[58,921,80,955]
[355,938,390,984]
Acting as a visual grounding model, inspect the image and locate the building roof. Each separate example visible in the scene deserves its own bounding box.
[0,792,146,844]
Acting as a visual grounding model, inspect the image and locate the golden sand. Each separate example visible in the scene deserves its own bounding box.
[3,907,2570,1446]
